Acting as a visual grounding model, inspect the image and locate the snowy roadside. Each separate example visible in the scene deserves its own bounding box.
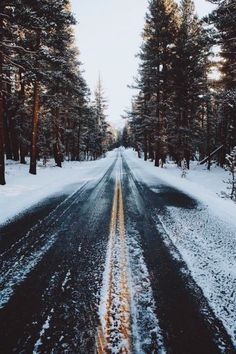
[123,148,236,228]
[123,148,236,348]
[0,150,117,226]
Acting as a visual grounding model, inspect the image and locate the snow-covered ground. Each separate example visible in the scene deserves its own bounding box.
[123,148,236,347]
[1,148,236,347]
[0,151,117,226]
[123,148,236,228]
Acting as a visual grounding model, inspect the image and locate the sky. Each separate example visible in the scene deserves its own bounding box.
[71,0,216,130]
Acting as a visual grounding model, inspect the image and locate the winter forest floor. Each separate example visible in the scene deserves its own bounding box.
[0,148,236,353]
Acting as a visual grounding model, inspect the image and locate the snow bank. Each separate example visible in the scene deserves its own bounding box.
[158,208,236,347]
[0,151,117,226]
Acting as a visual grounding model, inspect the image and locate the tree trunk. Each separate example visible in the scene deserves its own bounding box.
[65,139,69,161]
[144,133,148,161]
[53,107,62,167]
[3,111,12,160]
[206,100,211,170]
[154,145,160,167]
[0,26,6,185]
[19,69,26,164]
[29,79,39,175]
[0,100,5,184]
[20,143,26,164]
[155,58,161,167]
[148,138,154,161]
[231,170,235,200]
[3,69,12,160]
[53,144,62,167]
[29,30,40,175]
[185,149,190,169]
[71,132,76,161]
[12,131,19,161]
[77,124,81,161]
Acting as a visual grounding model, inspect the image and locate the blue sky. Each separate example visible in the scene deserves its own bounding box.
[71,0,216,130]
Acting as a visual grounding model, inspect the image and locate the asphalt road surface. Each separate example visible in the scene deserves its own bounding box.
[0,151,235,354]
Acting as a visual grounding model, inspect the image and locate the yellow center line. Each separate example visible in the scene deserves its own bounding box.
[97,176,118,353]
[97,173,132,353]
[118,180,132,353]
[105,177,118,343]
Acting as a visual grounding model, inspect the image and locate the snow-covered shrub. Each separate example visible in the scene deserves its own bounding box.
[224,146,236,201]
[181,158,188,178]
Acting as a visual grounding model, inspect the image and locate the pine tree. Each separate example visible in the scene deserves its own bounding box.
[208,0,236,89]
[127,94,147,157]
[208,0,236,164]
[0,1,113,185]
[42,3,76,166]
[0,0,23,182]
[122,123,131,148]
[0,33,5,184]
[137,0,180,166]
[224,146,236,200]
[171,0,210,168]
[0,1,15,185]
[202,93,217,170]
[93,76,108,158]
[24,0,76,174]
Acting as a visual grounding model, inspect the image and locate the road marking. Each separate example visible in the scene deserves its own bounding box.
[97,175,132,353]
[118,180,131,353]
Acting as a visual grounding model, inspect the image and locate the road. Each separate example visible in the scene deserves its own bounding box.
[0,151,235,354]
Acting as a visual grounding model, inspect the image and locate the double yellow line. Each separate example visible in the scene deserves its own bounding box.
[97,176,131,354]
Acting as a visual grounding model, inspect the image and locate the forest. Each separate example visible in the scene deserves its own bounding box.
[0,0,114,185]
[0,2,236,351]
[123,0,236,171]
[0,0,235,187]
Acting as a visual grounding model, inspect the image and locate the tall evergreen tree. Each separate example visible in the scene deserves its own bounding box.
[0,1,113,185]
[171,0,210,167]
[135,0,180,166]
[0,13,5,184]
[0,1,15,185]
[93,76,109,158]
[22,0,76,174]
[129,0,217,169]
[208,0,236,164]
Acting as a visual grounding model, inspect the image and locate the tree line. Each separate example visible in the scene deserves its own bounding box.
[124,0,235,170]
[0,0,114,185]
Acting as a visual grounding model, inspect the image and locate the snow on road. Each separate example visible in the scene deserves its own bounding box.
[126,223,166,354]
[98,158,165,354]
[1,148,236,349]
[123,148,236,347]
[0,151,117,226]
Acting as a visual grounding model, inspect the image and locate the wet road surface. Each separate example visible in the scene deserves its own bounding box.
[0,151,235,354]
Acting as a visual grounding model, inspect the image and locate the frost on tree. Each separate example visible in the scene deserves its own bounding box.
[224,147,236,201]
